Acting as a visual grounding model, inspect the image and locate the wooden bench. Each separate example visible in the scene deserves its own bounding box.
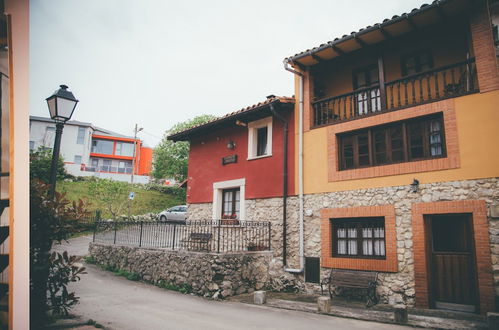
[320,269,378,307]
[183,232,212,251]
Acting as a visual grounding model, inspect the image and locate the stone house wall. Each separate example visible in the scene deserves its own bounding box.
[187,178,499,307]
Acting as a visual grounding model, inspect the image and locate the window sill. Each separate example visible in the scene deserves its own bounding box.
[247,154,272,161]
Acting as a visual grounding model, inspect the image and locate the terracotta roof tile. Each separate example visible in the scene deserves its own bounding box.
[168,96,294,141]
[286,0,453,63]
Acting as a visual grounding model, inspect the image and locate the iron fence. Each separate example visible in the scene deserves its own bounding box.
[93,220,272,253]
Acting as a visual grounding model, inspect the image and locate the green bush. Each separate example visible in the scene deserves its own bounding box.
[30,179,88,325]
[30,147,72,183]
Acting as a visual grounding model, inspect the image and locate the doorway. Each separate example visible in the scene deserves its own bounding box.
[426,214,478,313]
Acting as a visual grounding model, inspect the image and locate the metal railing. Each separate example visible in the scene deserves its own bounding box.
[93,220,272,253]
[312,58,478,127]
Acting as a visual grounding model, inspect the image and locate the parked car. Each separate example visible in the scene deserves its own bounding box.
[158,205,187,223]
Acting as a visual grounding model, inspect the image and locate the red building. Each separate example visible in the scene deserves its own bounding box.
[169,96,294,221]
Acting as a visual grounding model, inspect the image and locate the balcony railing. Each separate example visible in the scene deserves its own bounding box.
[312,58,478,127]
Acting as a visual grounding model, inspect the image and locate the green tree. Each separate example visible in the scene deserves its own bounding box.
[152,114,216,181]
[87,178,129,218]
[30,147,69,183]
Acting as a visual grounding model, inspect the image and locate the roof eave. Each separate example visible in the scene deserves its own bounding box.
[167,99,293,142]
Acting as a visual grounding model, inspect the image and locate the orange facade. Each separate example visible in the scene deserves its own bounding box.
[288,0,499,314]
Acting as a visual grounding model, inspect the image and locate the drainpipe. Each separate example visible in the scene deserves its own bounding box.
[283,59,304,274]
[269,102,288,266]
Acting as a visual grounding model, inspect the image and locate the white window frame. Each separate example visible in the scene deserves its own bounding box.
[212,178,246,221]
[247,116,272,160]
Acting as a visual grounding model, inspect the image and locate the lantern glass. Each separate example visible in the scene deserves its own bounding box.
[56,97,77,120]
[47,97,56,119]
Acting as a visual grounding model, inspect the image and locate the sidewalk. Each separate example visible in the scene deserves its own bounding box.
[228,292,488,329]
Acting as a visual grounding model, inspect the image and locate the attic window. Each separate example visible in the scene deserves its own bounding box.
[248,117,272,160]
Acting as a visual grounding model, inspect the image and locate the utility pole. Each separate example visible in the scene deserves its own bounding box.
[128,123,143,216]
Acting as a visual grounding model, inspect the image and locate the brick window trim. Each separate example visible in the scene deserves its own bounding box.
[412,200,495,314]
[327,99,460,182]
[320,205,398,273]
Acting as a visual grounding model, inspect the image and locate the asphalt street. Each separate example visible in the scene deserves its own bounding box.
[60,236,409,330]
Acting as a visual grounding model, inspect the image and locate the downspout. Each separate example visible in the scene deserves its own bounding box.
[269,102,288,266]
[283,59,304,274]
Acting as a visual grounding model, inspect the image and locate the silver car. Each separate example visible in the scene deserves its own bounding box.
[158,205,187,223]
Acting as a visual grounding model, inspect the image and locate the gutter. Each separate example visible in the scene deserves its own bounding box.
[283,59,304,274]
[269,103,288,266]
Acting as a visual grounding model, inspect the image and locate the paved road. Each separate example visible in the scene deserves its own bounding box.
[60,236,408,330]
[52,235,93,256]
[71,267,408,330]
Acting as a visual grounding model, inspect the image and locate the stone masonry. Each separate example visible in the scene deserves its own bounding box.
[187,178,499,307]
[89,243,273,298]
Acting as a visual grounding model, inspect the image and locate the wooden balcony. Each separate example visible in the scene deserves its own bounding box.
[312,58,478,127]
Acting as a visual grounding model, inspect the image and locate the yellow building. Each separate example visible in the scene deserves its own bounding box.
[284,0,499,314]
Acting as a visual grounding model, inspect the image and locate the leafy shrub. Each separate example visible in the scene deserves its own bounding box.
[30,147,72,183]
[30,179,89,325]
[47,251,86,315]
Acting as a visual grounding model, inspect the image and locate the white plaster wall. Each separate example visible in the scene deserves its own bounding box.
[29,120,93,165]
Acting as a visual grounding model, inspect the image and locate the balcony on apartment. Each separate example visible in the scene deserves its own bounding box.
[308,16,479,128]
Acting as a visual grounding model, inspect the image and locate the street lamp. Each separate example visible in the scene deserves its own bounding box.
[46,84,79,198]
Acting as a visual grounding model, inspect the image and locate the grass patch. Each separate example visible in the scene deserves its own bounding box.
[83,256,97,264]
[157,280,192,294]
[115,269,141,281]
[86,319,104,328]
[57,180,185,219]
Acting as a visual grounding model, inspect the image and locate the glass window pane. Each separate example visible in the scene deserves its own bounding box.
[116,142,135,157]
[76,127,86,144]
[256,127,268,156]
[92,139,114,155]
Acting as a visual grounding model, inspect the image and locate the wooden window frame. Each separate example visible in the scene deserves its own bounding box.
[352,64,379,89]
[332,217,386,259]
[221,188,240,219]
[401,50,434,76]
[338,113,446,170]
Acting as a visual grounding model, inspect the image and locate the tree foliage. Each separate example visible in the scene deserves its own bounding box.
[86,178,129,218]
[152,114,217,181]
[30,179,89,325]
[30,147,70,183]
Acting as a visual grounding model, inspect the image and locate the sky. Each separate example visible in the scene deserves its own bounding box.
[30,0,425,147]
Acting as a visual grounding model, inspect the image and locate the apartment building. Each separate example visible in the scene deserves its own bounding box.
[29,116,152,183]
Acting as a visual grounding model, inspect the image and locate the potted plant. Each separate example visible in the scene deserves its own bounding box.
[221,213,239,225]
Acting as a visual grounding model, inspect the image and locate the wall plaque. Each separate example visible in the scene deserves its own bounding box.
[222,154,237,165]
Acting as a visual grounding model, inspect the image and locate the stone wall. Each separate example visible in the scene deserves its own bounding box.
[89,243,273,298]
[301,178,499,306]
[186,178,499,307]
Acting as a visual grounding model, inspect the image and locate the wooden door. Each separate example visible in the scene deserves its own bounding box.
[428,214,477,312]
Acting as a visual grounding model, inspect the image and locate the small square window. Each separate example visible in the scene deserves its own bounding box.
[74,155,82,164]
[248,117,272,159]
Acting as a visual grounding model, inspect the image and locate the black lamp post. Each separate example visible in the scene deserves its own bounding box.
[46,84,79,198]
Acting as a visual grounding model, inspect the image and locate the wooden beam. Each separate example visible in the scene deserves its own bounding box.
[354,36,368,48]
[379,27,392,39]
[311,53,325,63]
[331,44,345,55]
[377,54,387,111]
[292,60,307,71]
[406,16,418,30]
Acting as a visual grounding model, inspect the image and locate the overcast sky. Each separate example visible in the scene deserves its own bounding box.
[30,0,424,147]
